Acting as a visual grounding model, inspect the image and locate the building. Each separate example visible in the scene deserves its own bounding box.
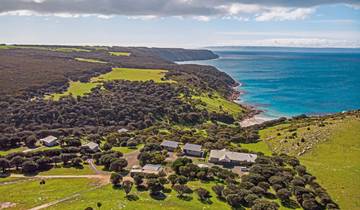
[183,143,204,157]
[40,136,58,147]
[118,128,129,133]
[84,142,100,152]
[160,140,179,151]
[209,149,257,165]
[130,164,164,176]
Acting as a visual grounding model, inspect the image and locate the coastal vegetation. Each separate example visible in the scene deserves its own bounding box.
[109,51,131,56]
[0,45,350,210]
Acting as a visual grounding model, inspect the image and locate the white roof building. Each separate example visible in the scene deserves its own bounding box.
[209,149,257,163]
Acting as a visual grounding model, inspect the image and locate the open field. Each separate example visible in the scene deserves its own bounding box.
[109,51,131,56]
[49,181,230,210]
[111,144,144,154]
[0,147,26,156]
[48,67,175,100]
[93,67,175,83]
[300,119,360,210]
[258,114,360,210]
[75,58,108,64]
[38,165,97,176]
[192,93,245,118]
[0,178,99,210]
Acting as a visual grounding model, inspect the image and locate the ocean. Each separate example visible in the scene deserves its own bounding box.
[180,47,360,119]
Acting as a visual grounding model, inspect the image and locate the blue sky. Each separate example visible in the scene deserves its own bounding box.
[0,0,359,48]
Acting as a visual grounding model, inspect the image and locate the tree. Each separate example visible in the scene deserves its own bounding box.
[97,202,102,209]
[123,180,133,196]
[110,173,123,186]
[276,188,291,202]
[173,184,192,198]
[245,193,259,207]
[171,157,192,174]
[133,174,144,186]
[10,156,25,170]
[196,188,211,202]
[252,199,279,210]
[0,158,10,173]
[22,160,38,174]
[102,142,112,151]
[72,157,83,166]
[25,135,37,147]
[302,199,320,210]
[147,178,164,195]
[168,174,178,186]
[212,185,225,198]
[226,194,243,208]
[52,156,62,166]
[176,175,188,185]
[109,158,128,172]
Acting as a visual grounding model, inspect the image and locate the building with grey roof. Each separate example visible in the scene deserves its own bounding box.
[160,140,179,151]
[183,143,204,157]
[84,142,100,152]
[130,164,164,176]
[118,128,129,133]
[209,149,257,165]
[40,135,58,147]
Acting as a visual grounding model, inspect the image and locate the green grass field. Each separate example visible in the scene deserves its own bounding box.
[259,115,360,209]
[0,147,26,156]
[192,93,244,118]
[49,181,230,210]
[38,165,96,176]
[111,144,144,154]
[109,51,131,56]
[74,57,108,64]
[0,45,91,52]
[47,68,174,100]
[236,141,272,156]
[300,119,360,210]
[0,178,99,210]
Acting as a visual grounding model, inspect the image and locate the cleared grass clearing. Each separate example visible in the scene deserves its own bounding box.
[111,144,144,154]
[47,67,174,100]
[74,58,108,64]
[0,147,26,156]
[38,165,96,176]
[192,93,244,118]
[236,141,272,156]
[109,51,131,56]
[92,67,175,83]
[49,181,230,210]
[0,178,98,210]
[47,81,100,101]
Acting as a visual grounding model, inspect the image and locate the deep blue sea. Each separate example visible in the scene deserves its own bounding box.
[181,47,360,118]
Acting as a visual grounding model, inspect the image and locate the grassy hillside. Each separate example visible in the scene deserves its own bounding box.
[258,113,360,209]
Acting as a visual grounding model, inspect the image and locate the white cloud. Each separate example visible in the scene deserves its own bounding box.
[255,7,315,21]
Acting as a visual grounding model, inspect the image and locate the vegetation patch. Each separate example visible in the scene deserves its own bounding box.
[258,112,360,209]
[47,81,100,100]
[38,165,96,175]
[109,51,131,56]
[111,144,144,154]
[192,92,245,118]
[74,58,108,64]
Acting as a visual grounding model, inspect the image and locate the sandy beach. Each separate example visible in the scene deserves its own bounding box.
[239,114,273,127]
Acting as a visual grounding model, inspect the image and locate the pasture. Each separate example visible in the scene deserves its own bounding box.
[109,51,131,56]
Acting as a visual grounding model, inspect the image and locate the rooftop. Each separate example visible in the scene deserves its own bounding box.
[184,143,202,152]
[142,164,162,172]
[40,135,57,143]
[209,149,257,163]
[85,142,99,150]
[118,128,129,133]
[160,140,179,148]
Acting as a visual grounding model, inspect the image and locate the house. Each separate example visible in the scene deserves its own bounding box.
[209,149,257,165]
[84,142,100,152]
[130,164,164,176]
[118,128,129,133]
[40,135,58,147]
[160,140,179,151]
[183,143,204,157]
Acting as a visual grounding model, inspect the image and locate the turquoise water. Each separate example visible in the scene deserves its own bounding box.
[181,47,360,118]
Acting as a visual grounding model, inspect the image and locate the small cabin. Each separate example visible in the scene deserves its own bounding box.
[40,136,58,147]
[84,142,100,152]
[183,143,204,157]
[160,140,179,152]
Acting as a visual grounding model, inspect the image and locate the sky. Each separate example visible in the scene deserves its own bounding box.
[0,0,360,48]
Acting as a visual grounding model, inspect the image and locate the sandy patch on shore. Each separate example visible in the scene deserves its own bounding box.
[240,115,272,127]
